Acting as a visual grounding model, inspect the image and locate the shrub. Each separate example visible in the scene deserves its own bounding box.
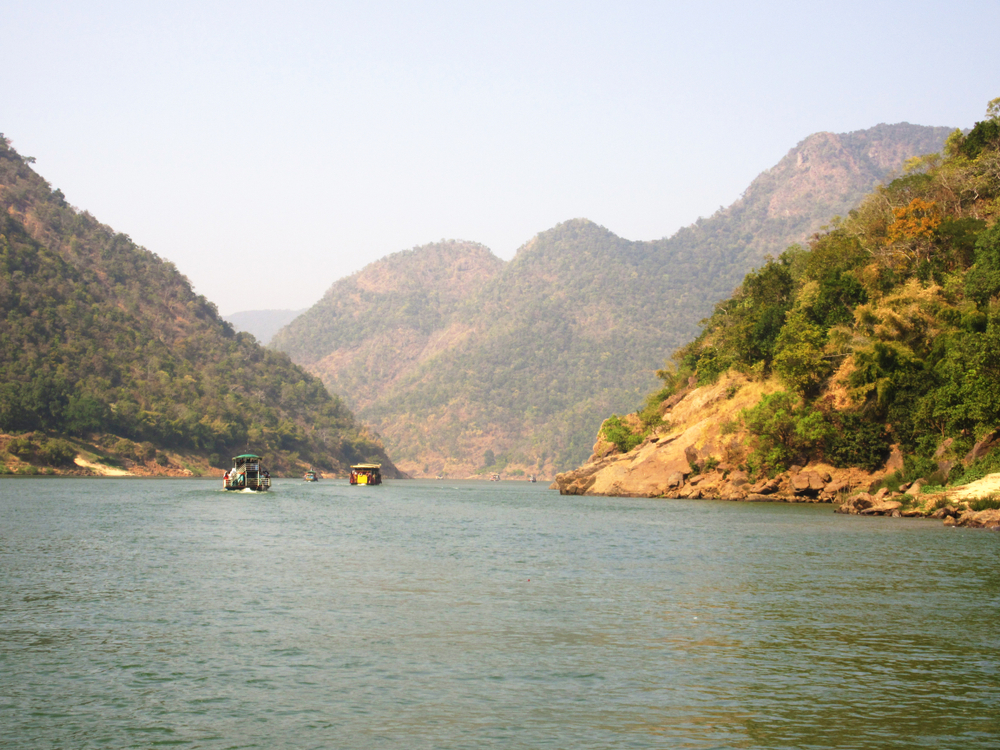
[113,438,137,459]
[8,436,35,458]
[869,469,905,494]
[869,452,948,493]
[636,401,665,431]
[932,496,953,511]
[600,415,644,454]
[903,454,938,482]
[948,449,1000,486]
[36,439,76,466]
[824,411,890,471]
[740,391,830,475]
[969,495,1000,511]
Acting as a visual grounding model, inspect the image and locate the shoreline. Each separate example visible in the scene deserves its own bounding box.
[554,459,1000,530]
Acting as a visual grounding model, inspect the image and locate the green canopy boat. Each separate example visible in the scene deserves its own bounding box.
[224,454,271,492]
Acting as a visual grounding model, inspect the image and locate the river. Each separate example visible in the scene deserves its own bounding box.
[1,478,998,748]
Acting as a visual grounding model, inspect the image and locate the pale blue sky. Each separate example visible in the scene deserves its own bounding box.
[3,0,997,313]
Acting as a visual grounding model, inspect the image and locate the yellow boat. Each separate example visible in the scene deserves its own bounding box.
[349,463,382,485]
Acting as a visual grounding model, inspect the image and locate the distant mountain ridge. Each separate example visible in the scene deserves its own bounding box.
[271,122,954,477]
[225,308,308,345]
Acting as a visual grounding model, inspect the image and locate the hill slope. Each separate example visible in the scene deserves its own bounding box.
[0,136,397,476]
[555,106,1000,527]
[273,123,953,477]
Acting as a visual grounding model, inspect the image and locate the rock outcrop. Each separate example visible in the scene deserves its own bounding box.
[553,373,871,504]
[552,373,1000,531]
[950,508,1000,529]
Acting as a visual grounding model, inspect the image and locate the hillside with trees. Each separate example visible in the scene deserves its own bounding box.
[272,123,953,477]
[561,100,1000,508]
[0,136,396,476]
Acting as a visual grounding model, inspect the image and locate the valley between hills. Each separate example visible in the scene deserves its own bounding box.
[263,122,953,478]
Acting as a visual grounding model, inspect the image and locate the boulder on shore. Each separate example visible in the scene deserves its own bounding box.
[859,500,903,516]
[954,508,1000,529]
[836,493,873,514]
[930,505,961,519]
[748,478,780,495]
[791,470,829,496]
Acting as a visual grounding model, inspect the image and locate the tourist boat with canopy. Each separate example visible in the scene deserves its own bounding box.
[349,463,382,485]
[304,469,319,482]
[224,453,271,492]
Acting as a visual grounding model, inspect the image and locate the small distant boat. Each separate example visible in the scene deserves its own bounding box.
[490,473,500,482]
[528,475,537,483]
[224,453,271,492]
[350,463,382,486]
[304,469,319,482]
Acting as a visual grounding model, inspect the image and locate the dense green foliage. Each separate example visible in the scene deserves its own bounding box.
[643,102,1000,479]
[738,391,830,474]
[273,125,952,473]
[0,137,391,472]
[600,415,646,454]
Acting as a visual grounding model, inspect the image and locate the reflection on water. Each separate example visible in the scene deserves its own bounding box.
[1,478,998,749]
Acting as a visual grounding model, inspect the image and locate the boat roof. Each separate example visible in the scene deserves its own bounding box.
[351,463,382,469]
[234,454,263,460]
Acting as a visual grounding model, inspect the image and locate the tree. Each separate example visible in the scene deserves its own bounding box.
[740,391,830,475]
[773,308,832,397]
[986,96,1000,122]
[966,222,1000,308]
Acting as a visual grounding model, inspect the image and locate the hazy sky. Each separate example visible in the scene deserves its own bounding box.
[3,0,998,314]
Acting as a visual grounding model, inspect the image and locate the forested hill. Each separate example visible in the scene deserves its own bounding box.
[272,123,953,478]
[0,136,396,475]
[585,102,1000,494]
[273,240,503,376]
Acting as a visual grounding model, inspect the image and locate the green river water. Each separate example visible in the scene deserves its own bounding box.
[1,477,998,748]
